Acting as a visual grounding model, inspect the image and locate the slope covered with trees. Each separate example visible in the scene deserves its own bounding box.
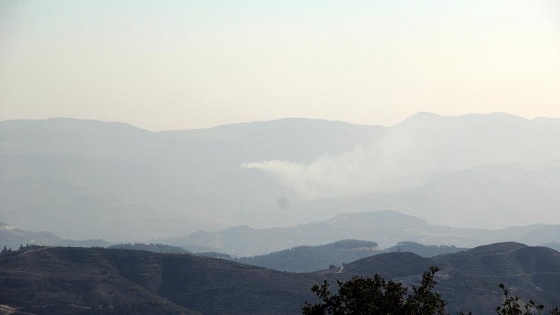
[236,240,380,272]
[326,242,560,314]
[0,242,559,314]
[0,247,316,314]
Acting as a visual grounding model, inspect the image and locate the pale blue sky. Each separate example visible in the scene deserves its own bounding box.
[1,0,559,130]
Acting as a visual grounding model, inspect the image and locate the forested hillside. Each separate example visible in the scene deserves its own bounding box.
[1,243,559,314]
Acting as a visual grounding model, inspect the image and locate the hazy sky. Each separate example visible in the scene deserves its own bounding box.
[1,1,559,131]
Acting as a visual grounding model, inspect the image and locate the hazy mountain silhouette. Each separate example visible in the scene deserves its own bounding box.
[0,221,108,249]
[236,240,381,272]
[168,210,560,256]
[235,240,466,273]
[2,113,559,241]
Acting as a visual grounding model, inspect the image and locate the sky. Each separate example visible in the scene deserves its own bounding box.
[1,0,559,131]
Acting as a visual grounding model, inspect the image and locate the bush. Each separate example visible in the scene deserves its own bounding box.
[303,266,446,315]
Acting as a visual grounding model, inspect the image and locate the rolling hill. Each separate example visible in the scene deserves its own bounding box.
[236,240,381,272]
[0,247,317,315]
[329,242,560,315]
[1,243,559,314]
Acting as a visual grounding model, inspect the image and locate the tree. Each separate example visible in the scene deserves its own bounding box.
[303,271,560,315]
[302,266,446,315]
[496,283,560,315]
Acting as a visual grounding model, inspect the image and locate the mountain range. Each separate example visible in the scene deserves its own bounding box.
[233,240,466,273]
[1,242,559,315]
[332,242,560,314]
[1,113,559,242]
[2,209,560,259]
[0,221,109,250]
[0,246,316,315]
[167,210,560,256]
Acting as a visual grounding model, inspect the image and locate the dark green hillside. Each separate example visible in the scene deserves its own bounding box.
[237,240,380,272]
[543,242,560,252]
[435,242,560,276]
[342,252,434,279]
[0,247,316,315]
[109,243,191,254]
[157,254,315,314]
[320,242,560,315]
[386,241,466,257]
[0,247,193,314]
[432,242,560,314]
[1,242,559,315]
[225,240,463,272]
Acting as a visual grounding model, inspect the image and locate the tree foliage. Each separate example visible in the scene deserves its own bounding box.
[495,283,560,315]
[302,266,446,315]
[0,244,46,257]
[303,268,560,315]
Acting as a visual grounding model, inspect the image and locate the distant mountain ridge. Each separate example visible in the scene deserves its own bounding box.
[234,240,466,272]
[236,240,380,272]
[3,208,560,260]
[168,210,560,256]
[2,113,560,241]
[0,221,109,249]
